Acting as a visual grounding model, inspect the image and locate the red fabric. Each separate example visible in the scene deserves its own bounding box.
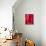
[25,14,34,24]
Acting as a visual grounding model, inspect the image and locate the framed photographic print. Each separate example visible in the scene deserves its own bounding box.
[25,14,34,25]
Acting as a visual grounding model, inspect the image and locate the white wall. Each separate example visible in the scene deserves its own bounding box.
[0,0,16,30]
[13,0,46,46]
[41,0,46,46]
[13,0,41,46]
